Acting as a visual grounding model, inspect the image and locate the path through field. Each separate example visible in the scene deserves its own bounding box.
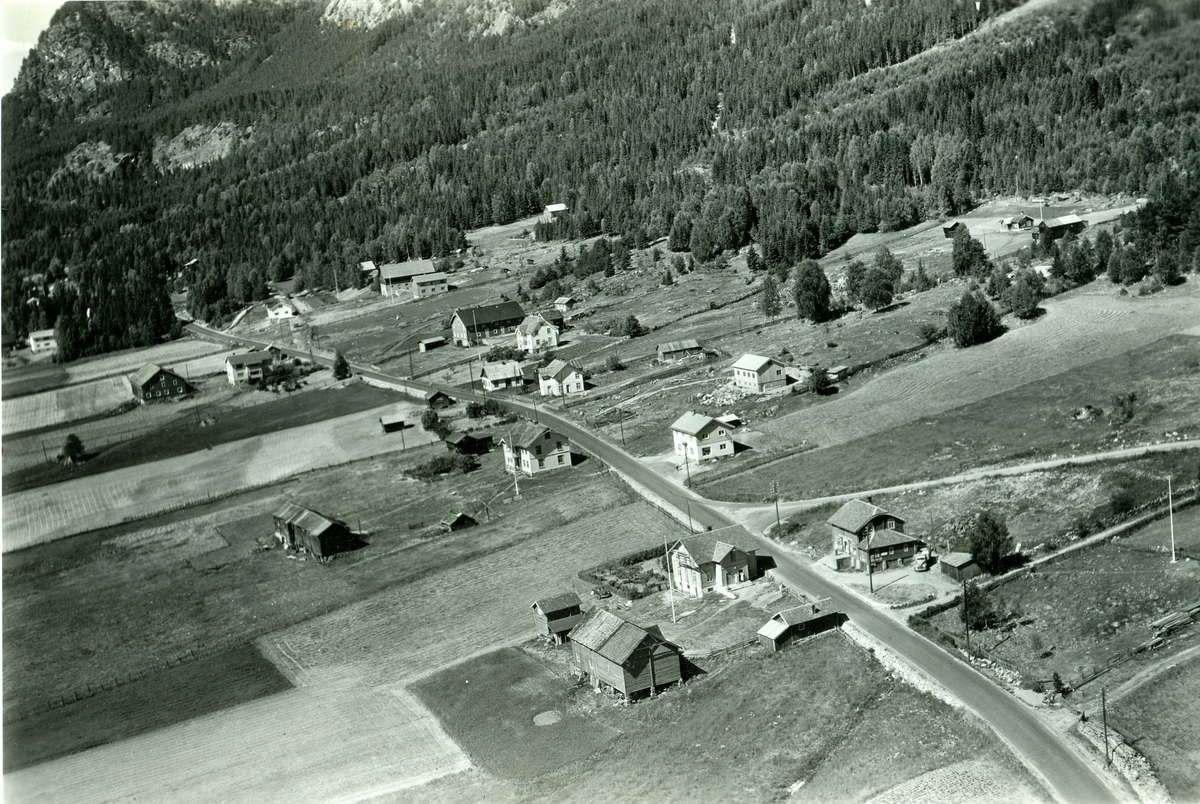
[1,401,438,552]
[761,283,1200,448]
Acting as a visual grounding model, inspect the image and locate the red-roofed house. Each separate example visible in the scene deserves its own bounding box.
[568,608,681,697]
[828,500,923,572]
[668,530,758,598]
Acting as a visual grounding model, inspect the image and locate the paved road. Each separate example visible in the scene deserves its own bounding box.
[189,323,1122,804]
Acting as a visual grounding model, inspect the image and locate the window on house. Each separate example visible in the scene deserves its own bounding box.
[535,446,542,455]
[887,518,896,530]
[558,455,564,464]
[702,447,711,455]
[719,443,727,449]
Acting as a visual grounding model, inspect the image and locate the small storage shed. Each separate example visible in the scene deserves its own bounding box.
[445,431,492,455]
[418,336,446,353]
[940,552,983,582]
[942,221,965,238]
[440,512,477,532]
[531,591,584,644]
[272,502,354,557]
[424,389,454,409]
[379,413,406,433]
[757,605,845,652]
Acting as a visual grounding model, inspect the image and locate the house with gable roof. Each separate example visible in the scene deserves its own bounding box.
[731,353,786,393]
[131,364,193,401]
[500,422,571,475]
[671,411,732,463]
[272,501,355,557]
[668,529,759,598]
[531,591,584,644]
[480,360,526,391]
[828,499,924,572]
[515,313,560,353]
[451,301,527,346]
[538,358,584,396]
[568,608,681,697]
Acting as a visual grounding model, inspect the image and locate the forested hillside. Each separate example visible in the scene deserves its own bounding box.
[3,0,1199,360]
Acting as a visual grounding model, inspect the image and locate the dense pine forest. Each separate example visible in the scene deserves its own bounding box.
[3,0,1200,360]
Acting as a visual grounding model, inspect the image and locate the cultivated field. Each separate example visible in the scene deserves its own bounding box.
[1,375,133,436]
[393,634,1047,804]
[1,396,439,551]
[1111,652,1200,802]
[701,281,1200,501]
[412,648,620,780]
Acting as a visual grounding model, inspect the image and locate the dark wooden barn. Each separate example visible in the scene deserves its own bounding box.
[445,431,492,455]
[131,364,192,401]
[272,502,355,557]
[440,512,477,532]
[568,609,681,698]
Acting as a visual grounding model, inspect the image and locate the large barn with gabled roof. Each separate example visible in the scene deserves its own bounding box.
[568,608,681,698]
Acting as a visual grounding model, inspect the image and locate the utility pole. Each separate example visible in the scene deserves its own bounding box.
[773,481,782,538]
[683,450,692,486]
[663,530,677,624]
[1102,687,1111,766]
[963,579,971,656]
[617,407,625,445]
[408,349,414,380]
[41,440,49,463]
[866,528,875,594]
[1168,475,1177,562]
[399,420,407,451]
[685,499,694,534]
[467,357,476,393]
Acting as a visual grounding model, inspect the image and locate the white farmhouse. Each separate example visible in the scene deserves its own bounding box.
[731,354,786,393]
[671,411,733,464]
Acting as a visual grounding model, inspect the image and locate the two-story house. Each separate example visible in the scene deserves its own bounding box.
[411,272,449,299]
[450,301,527,346]
[538,358,584,396]
[225,351,273,384]
[731,354,786,392]
[501,423,571,476]
[670,411,733,464]
[668,530,759,598]
[828,499,924,572]
[515,313,560,353]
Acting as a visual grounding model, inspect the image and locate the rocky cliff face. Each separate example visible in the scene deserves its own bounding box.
[10,5,133,111]
[320,0,574,36]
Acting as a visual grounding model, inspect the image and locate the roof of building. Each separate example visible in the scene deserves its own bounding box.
[412,272,449,284]
[29,328,56,338]
[454,301,528,329]
[658,339,702,354]
[419,336,446,345]
[359,260,378,272]
[941,552,977,569]
[866,529,922,549]
[226,350,273,368]
[671,411,720,437]
[445,431,489,445]
[568,609,657,664]
[540,358,583,381]
[828,499,895,534]
[273,501,345,537]
[531,591,583,616]
[943,221,964,230]
[440,512,476,527]
[554,295,574,305]
[731,353,779,373]
[1043,214,1084,229]
[504,422,566,451]
[715,413,741,428]
[517,314,558,335]
[379,260,436,281]
[541,309,565,326]
[482,360,524,381]
[674,529,755,566]
[131,363,163,387]
[380,413,406,426]
[545,203,568,214]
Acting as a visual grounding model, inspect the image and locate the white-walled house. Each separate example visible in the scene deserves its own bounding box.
[501,423,571,476]
[538,358,584,396]
[267,301,297,321]
[670,411,733,464]
[225,351,273,384]
[515,313,560,353]
[731,354,786,393]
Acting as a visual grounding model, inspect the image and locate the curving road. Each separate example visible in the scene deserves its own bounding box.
[188,324,1124,803]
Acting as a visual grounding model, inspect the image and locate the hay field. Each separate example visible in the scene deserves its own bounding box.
[1111,654,1200,802]
[3,685,470,804]
[62,339,228,385]
[1,375,133,436]
[1,401,439,552]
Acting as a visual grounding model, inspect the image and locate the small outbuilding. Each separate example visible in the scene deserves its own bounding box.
[272,501,355,557]
[440,512,477,532]
[940,552,983,582]
[657,339,703,362]
[424,389,454,409]
[418,336,446,353]
[942,221,966,238]
[531,591,584,644]
[379,413,407,433]
[445,431,492,455]
[757,605,845,652]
